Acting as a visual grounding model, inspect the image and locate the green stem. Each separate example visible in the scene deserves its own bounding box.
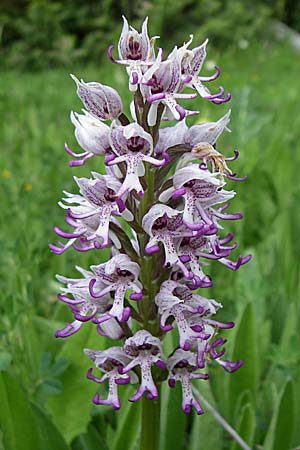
[134,91,163,450]
[140,388,161,450]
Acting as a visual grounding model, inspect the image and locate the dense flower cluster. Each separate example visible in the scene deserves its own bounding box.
[51,16,250,415]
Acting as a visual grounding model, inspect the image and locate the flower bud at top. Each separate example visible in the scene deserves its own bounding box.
[118,16,150,62]
[71,74,123,121]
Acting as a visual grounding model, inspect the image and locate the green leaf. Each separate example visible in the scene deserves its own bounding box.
[0,372,40,450]
[46,326,108,443]
[189,381,222,450]
[227,303,259,420]
[17,315,43,376]
[263,379,294,450]
[0,372,70,450]
[279,301,298,354]
[31,403,70,450]
[159,332,187,450]
[0,352,12,371]
[159,382,187,450]
[111,387,141,450]
[291,377,300,446]
[71,424,109,450]
[232,390,254,429]
[230,403,255,450]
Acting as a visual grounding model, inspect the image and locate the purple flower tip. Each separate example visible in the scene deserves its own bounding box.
[69,160,84,167]
[107,44,117,63]
[131,72,139,85]
[145,244,160,255]
[155,360,166,369]
[120,307,131,322]
[175,104,186,121]
[179,255,191,263]
[115,377,130,385]
[172,187,186,199]
[147,392,157,400]
[86,368,93,380]
[168,379,176,388]
[105,154,116,165]
[116,197,125,212]
[130,291,143,301]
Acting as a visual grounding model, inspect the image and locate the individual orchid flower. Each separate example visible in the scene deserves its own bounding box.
[64,110,110,167]
[160,164,235,231]
[54,267,112,338]
[71,74,123,121]
[141,48,198,126]
[108,16,154,91]
[49,214,122,254]
[155,280,222,350]
[120,330,166,401]
[49,173,133,253]
[177,238,213,289]
[168,349,208,415]
[88,254,142,323]
[178,234,233,286]
[107,123,168,197]
[142,204,199,279]
[178,233,251,282]
[178,36,230,104]
[84,347,133,410]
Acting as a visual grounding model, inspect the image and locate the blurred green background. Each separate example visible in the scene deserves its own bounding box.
[1,1,300,449]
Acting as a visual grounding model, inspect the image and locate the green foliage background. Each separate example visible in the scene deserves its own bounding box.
[1,0,300,69]
[0,1,300,449]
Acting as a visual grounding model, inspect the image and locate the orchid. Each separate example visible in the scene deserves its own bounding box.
[178,37,231,104]
[88,254,142,323]
[65,110,110,167]
[121,330,165,401]
[168,349,209,414]
[50,16,251,450]
[50,173,132,253]
[108,16,154,91]
[84,347,133,410]
[107,122,168,197]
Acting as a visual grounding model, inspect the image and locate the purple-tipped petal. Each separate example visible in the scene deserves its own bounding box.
[225,150,239,161]
[130,291,143,301]
[107,44,119,63]
[155,359,166,369]
[172,187,186,199]
[115,376,130,385]
[212,92,231,104]
[168,378,176,388]
[145,244,160,255]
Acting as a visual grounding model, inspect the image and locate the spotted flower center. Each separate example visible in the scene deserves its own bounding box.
[184,180,217,198]
[102,358,123,371]
[173,360,196,373]
[152,214,168,230]
[104,188,117,202]
[127,136,146,153]
[127,37,143,60]
[173,287,193,302]
[116,268,134,279]
[150,75,163,94]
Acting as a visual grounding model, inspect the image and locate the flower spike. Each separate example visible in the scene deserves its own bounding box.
[51,17,249,420]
